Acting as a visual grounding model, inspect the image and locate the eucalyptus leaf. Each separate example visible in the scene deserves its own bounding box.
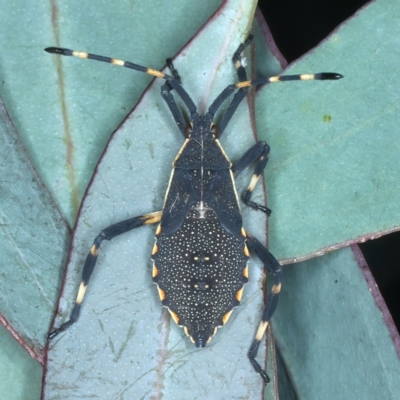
[273,246,400,399]
[0,324,42,400]
[0,96,69,397]
[256,0,400,262]
[0,97,69,355]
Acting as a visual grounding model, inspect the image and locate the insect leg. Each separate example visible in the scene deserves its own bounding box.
[209,35,254,135]
[160,79,187,137]
[161,58,205,137]
[210,44,342,134]
[166,58,182,84]
[48,211,162,339]
[245,232,283,384]
[232,33,253,82]
[232,141,271,215]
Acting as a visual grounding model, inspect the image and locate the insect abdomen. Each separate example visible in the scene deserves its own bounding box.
[152,202,249,347]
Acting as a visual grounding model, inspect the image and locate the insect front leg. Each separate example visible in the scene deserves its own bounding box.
[232,33,253,83]
[160,80,187,137]
[232,141,271,215]
[48,211,162,339]
[246,232,283,384]
[213,34,253,135]
[159,59,188,137]
[166,58,181,84]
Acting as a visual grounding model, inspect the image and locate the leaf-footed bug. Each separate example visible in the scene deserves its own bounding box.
[45,34,342,383]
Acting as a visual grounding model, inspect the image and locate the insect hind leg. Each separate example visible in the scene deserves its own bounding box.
[245,232,283,384]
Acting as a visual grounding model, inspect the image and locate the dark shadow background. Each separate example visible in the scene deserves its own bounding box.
[258,0,400,331]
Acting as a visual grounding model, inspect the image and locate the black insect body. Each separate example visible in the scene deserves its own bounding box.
[45,35,342,383]
[153,126,250,347]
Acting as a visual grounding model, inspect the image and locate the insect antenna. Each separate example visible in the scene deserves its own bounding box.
[44,47,173,80]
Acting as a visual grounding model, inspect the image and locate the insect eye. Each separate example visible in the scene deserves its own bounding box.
[185,124,193,136]
[210,124,218,137]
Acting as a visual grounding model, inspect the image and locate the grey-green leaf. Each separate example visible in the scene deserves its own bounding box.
[273,246,400,399]
[0,97,69,357]
[256,0,400,262]
[0,324,42,400]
